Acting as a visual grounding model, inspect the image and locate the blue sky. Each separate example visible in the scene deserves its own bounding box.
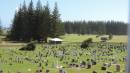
[0,0,128,27]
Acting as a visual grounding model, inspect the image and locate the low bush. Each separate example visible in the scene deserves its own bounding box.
[80,38,93,48]
[19,42,36,51]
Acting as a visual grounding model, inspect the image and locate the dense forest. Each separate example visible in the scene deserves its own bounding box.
[0,0,127,43]
[63,21,127,35]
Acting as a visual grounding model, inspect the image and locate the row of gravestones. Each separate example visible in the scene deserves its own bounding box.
[92,63,124,73]
[101,63,125,73]
[68,59,97,68]
[0,67,62,73]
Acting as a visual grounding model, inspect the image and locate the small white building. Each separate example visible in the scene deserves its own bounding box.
[49,38,63,44]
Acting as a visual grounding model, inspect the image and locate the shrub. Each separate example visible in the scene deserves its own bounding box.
[19,42,36,51]
[80,38,93,48]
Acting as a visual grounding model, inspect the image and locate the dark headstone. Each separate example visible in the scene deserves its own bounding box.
[101,66,106,70]
[76,64,79,67]
[92,61,96,65]
[106,71,112,73]
[115,64,120,72]
[46,69,49,73]
[93,71,97,73]
[87,64,91,69]
[0,70,3,73]
[59,69,66,73]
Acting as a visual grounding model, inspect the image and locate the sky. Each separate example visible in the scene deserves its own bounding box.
[0,0,128,27]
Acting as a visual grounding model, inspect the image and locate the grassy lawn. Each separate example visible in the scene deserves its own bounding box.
[60,34,128,43]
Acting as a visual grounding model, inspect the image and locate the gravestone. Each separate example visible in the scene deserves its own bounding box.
[76,64,79,68]
[45,69,50,73]
[92,61,96,65]
[106,71,112,73]
[93,71,97,73]
[115,64,120,72]
[86,64,91,69]
[35,69,42,73]
[101,66,106,70]
[0,70,3,73]
[59,69,66,73]
[103,63,111,67]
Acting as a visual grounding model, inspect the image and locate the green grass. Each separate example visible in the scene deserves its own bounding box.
[60,34,128,43]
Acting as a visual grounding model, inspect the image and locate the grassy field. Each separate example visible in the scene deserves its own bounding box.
[60,34,128,43]
[0,34,128,73]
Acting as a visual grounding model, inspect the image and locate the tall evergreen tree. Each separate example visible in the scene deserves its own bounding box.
[42,2,51,43]
[35,0,45,42]
[9,5,24,41]
[21,1,28,41]
[51,2,62,37]
[26,0,35,41]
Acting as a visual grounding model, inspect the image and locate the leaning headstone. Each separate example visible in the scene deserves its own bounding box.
[115,64,120,72]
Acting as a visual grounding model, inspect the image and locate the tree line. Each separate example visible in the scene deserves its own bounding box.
[7,0,64,42]
[63,21,127,35]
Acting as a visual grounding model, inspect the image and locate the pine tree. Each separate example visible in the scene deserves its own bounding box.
[41,2,51,43]
[51,2,62,37]
[21,1,28,41]
[35,0,44,42]
[26,0,35,41]
[9,5,24,41]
